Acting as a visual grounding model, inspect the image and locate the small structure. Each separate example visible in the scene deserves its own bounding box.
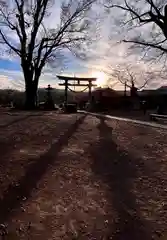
[57,75,97,108]
[130,81,138,97]
[76,87,123,111]
[130,81,139,110]
[44,84,55,110]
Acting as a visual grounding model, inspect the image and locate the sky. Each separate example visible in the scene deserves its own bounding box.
[0,0,167,91]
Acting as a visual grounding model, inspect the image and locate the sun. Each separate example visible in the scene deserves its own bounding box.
[94,71,106,87]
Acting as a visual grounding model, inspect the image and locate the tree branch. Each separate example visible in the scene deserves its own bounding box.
[0,29,21,55]
[28,0,49,63]
[106,0,167,56]
[35,0,94,70]
[0,8,23,42]
[123,39,167,53]
[14,0,27,57]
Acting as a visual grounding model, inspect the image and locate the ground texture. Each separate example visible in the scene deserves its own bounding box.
[0,111,167,239]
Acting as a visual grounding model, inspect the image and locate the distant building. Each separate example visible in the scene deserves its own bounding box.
[78,87,126,110]
[77,85,167,111]
[138,86,167,109]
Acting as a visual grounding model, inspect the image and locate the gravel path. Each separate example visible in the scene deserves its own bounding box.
[0,112,167,239]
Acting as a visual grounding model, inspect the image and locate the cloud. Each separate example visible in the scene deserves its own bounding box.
[0,0,167,91]
[0,69,23,90]
[0,68,62,90]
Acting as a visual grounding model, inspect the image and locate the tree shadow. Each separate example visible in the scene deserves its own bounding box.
[0,114,87,223]
[0,112,49,129]
[0,115,33,129]
[89,116,152,240]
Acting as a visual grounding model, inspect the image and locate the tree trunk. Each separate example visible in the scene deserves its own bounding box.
[22,62,41,110]
[25,81,38,110]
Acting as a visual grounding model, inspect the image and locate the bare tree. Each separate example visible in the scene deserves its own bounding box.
[110,64,149,96]
[0,0,95,109]
[105,0,167,60]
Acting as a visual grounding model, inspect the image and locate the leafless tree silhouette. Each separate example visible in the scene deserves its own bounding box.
[105,0,167,61]
[109,64,151,95]
[0,0,95,108]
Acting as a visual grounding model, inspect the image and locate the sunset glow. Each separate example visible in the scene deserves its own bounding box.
[94,71,106,86]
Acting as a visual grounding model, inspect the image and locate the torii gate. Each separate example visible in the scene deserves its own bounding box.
[57,75,97,105]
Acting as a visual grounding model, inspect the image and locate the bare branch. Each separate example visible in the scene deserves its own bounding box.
[123,39,167,53]
[0,29,21,55]
[108,63,149,90]
[28,0,49,63]
[106,0,167,58]
[0,0,96,107]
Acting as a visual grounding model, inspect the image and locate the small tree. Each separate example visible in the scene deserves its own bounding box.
[110,64,149,95]
[105,0,167,59]
[0,0,95,109]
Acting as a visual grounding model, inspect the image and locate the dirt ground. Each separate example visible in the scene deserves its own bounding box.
[0,110,167,239]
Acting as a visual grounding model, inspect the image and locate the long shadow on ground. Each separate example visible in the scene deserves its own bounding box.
[0,114,87,223]
[0,112,48,129]
[89,117,152,240]
[0,114,34,129]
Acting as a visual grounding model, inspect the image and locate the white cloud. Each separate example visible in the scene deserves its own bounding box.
[0,0,167,91]
[0,69,23,90]
[0,68,64,90]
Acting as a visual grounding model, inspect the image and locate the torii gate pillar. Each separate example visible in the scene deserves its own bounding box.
[65,79,68,105]
[88,80,92,103]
